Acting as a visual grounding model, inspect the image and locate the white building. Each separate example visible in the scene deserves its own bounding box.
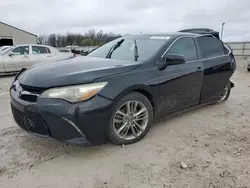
[0,22,37,46]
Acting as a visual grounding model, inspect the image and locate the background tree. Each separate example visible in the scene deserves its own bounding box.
[39,30,122,47]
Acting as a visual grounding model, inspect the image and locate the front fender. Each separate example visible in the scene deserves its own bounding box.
[95,66,159,106]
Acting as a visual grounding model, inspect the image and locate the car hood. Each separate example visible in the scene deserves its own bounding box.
[18,56,139,88]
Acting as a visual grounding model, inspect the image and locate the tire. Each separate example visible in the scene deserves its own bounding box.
[108,92,153,145]
[217,82,231,103]
[248,68,250,72]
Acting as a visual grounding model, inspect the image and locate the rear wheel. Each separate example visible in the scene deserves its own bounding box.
[108,92,153,145]
[217,82,231,103]
[248,68,250,72]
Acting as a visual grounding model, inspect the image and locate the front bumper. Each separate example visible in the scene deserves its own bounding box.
[10,88,113,146]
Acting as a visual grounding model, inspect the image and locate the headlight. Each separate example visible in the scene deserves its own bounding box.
[40,82,107,103]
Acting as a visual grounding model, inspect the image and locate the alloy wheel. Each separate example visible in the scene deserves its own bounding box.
[112,100,149,141]
[218,84,229,103]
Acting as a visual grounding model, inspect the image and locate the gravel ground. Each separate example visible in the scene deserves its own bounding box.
[0,60,249,188]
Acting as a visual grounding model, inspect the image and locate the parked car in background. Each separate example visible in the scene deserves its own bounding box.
[71,47,90,56]
[71,48,84,56]
[0,44,74,74]
[59,49,72,53]
[71,47,99,56]
[10,32,235,146]
[58,46,99,56]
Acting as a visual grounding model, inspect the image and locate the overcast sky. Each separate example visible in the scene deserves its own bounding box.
[1,0,250,41]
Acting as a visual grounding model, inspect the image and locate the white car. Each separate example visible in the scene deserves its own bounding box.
[0,44,74,74]
[0,45,11,51]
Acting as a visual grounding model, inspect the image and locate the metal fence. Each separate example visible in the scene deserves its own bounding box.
[57,42,250,58]
[226,42,250,58]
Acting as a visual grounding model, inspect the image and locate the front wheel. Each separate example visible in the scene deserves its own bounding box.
[108,92,153,145]
[248,68,250,72]
[217,82,231,103]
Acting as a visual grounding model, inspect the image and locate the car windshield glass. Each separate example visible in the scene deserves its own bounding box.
[0,46,9,51]
[87,38,166,61]
[0,47,14,55]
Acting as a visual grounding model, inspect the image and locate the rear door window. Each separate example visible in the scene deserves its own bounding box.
[197,36,226,58]
[167,37,198,61]
[32,46,48,54]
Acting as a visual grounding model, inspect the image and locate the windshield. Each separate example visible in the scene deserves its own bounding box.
[87,38,167,61]
[0,46,9,51]
[0,46,14,55]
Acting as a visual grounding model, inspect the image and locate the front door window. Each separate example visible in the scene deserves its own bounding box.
[167,37,198,61]
[12,46,29,55]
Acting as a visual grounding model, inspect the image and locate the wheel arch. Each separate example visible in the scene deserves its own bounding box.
[112,85,157,112]
[230,80,234,88]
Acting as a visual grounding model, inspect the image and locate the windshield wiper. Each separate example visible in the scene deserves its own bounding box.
[106,39,124,59]
[134,40,139,61]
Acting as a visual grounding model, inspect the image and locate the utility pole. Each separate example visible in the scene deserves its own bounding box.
[221,22,225,40]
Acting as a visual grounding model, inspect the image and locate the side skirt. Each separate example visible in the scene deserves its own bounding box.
[154,99,218,122]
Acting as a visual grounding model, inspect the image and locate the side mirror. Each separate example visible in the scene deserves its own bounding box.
[165,53,186,66]
[9,52,14,56]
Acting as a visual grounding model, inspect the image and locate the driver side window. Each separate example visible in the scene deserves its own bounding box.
[12,46,29,55]
[168,38,198,61]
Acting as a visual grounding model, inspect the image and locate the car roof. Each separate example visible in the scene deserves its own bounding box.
[127,32,202,38]
[13,44,53,48]
[179,28,220,39]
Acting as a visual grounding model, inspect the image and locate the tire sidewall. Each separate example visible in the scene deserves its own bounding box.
[108,92,153,145]
[218,82,231,103]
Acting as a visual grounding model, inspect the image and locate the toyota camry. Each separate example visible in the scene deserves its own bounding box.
[10,32,236,146]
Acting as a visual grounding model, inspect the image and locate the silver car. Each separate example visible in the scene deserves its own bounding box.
[0,44,74,73]
[0,45,11,51]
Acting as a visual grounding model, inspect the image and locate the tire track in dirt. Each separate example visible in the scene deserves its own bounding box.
[0,125,79,177]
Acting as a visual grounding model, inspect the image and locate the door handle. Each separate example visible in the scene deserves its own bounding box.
[23,56,29,59]
[47,56,53,57]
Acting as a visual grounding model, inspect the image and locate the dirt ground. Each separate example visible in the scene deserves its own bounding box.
[0,60,249,188]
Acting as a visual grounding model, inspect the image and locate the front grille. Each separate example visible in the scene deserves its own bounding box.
[20,84,45,94]
[26,110,50,135]
[11,103,50,136]
[16,83,45,103]
[20,95,38,103]
[11,104,27,130]
[27,110,45,127]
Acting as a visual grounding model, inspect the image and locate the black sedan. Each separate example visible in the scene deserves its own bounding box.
[10,32,236,146]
